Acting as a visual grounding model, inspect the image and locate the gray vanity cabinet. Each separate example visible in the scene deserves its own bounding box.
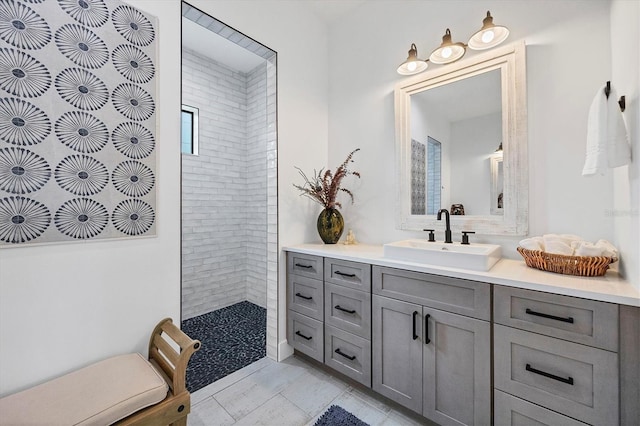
[372,266,491,425]
[323,258,372,387]
[493,285,621,426]
[372,295,423,413]
[423,308,490,426]
[287,253,324,362]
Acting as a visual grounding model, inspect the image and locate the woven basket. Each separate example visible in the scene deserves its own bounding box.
[517,247,617,277]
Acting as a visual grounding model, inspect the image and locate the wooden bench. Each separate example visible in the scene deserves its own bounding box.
[0,318,200,426]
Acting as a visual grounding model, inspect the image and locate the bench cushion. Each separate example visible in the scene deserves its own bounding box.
[0,353,168,425]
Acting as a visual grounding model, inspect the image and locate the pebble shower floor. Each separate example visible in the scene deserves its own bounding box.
[181,301,266,392]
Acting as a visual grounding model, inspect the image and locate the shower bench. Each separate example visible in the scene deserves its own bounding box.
[0,318,200,426]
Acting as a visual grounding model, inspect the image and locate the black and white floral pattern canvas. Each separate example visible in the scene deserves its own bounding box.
[0,0,157,246]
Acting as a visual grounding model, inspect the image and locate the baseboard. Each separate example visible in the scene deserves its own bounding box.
[278,340,294,361]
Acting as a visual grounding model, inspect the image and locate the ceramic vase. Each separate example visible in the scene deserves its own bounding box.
[317,208,344,244]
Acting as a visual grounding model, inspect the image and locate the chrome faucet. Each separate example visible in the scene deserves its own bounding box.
[437,209,452,243]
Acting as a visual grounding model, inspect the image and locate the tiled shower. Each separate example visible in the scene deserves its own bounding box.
[181,2,278,370]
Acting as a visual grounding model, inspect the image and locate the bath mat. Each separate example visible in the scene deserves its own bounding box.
[181,301,266,392]
[314,405,371,426]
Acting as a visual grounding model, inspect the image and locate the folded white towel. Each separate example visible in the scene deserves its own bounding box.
[572,241,604,257]
[559,234,584,245]
[582,84,630,176]
[545,240,574,256]
[595,239,619,258]
[543,234,583,247]
[519,237,544,251]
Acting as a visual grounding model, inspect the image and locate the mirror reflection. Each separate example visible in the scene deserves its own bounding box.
[410,69,502,216]
[395,42,528,235]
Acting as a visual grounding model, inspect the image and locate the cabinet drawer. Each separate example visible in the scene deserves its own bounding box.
[494,390,588,426]
[494,324,618,425]
[288,274,323,321]
[324,324,371,387]
[325,283,371,339]
[494,285,618,351]
[287,252,323,280]
[372,266,490,320]
[288,311,324,362]
[325,258,371,291]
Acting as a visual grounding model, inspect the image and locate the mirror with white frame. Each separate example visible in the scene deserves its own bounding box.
[394,42,528,235]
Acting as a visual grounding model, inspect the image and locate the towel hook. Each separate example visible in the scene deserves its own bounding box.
[604,81,626,112]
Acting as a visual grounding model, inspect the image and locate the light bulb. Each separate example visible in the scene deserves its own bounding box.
[441,47,452,59]
[407,61,417,72]
[481,30,495,44]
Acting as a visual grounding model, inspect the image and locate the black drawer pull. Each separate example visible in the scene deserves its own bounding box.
[412,311,419,340]
[335,348,356,361]
[424,314,431,344]
[526,363,574,385]
[295,263,313,269]
[295,331,312,340]
[295,292,312,300]
[335,305,356,314]
[335,271,356,278]
[525,308,574,324]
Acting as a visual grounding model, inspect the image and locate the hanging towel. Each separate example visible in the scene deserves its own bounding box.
[582,84,630,176]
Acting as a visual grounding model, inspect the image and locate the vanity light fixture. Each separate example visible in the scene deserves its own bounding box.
[468,11,510,50]
[397,43,429,75]
[429,29,466,65]
[396,11,509,75]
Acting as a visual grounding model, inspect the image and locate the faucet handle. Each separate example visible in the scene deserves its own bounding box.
[461,231,475,245]
[423,229,436,242]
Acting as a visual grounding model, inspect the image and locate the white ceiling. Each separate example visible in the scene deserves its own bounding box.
[182,1,366,73]
[182,17,266,73]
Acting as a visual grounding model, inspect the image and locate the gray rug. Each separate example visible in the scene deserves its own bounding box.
[314,405,370,426]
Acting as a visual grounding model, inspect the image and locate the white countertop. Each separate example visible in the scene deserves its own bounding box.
[284,244,640,307]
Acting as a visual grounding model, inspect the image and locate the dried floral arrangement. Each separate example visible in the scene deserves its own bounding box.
[294,149,361,209]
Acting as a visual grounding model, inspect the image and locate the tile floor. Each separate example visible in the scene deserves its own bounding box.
[188,355,431,426]
[182,302,266,392]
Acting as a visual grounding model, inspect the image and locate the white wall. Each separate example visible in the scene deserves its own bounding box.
[610,0,639,290]
[411,96,451,210]
[187,0,329,359]
[246,61,269,309]
[450,112,502,215]
[0,0,329,394]
[329,1,622,261]
[181,48,255,319]
[0,1,182,396]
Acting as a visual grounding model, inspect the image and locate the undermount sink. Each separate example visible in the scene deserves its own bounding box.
[383,239,502,271]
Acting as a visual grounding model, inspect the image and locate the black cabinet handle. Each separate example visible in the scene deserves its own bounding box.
[295,331,312,340]
[424,314,431,344]
[412,311,419,340]
[526,364,574,385]
[335,271,356,278]
[335,348,356,361]
[335,305,356,314]
[295,263,313,269]
[295,292,312,300]
[525,308,574,324]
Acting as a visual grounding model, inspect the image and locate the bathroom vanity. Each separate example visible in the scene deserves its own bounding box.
[285,244,639,426]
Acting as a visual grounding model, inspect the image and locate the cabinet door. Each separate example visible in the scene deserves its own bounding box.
[494,390,588,426]
[372,295,423,413]
[423,308,491,426]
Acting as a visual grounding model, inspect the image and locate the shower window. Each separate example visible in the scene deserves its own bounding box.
[181,104,199,155]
